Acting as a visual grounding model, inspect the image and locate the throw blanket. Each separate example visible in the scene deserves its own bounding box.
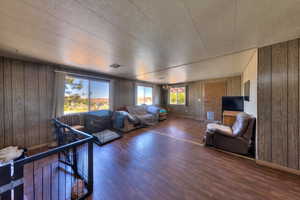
[113,111,138,129]
[0,146,24,165]
[126,106,158,126]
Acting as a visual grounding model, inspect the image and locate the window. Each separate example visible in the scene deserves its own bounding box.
[136,85,153,105]
[90,80,110,111]
[169,87,186,105]
[64,76,110,114]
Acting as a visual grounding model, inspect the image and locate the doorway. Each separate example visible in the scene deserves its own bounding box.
[204,81,227,121]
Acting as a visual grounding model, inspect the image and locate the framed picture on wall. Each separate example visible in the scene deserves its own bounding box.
[244,80,250,101]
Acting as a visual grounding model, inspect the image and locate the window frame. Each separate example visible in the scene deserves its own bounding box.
[136,84,153,106]
[168,86,186,105]
[64,75,111,115]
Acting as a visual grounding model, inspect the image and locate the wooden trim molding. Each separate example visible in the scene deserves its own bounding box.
[256,159,300,176]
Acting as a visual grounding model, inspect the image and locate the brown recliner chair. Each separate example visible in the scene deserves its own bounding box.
[204,112,256,155]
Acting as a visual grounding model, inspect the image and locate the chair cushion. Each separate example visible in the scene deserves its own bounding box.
[207,123,233,136]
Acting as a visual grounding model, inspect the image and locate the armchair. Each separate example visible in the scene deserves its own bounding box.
[204,112,256,155]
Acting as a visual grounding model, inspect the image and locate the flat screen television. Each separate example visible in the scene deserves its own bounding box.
[222,96,244,112]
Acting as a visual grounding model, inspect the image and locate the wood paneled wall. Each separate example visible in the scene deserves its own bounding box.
[0,57,54,149]
[165,76,241,120]
[258,39,300,170]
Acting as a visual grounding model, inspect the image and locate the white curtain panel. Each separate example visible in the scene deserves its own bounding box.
[52,72,66,118]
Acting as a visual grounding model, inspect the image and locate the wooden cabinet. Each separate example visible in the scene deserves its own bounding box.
[223,111,241,126]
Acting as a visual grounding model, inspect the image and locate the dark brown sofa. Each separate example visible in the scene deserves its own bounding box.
[204,112,256,155]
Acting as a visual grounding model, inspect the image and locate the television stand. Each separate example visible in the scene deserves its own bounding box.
[223,110,241,126]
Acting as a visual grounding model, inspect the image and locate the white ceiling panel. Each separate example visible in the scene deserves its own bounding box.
[182,0,236,55]
[136,49,256,84]
[0,0,300,83]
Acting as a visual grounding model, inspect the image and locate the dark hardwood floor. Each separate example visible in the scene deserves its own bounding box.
[142,116,207,144]
[23,117,300,200]
[89,117,300,200]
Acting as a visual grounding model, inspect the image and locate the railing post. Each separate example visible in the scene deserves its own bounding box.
[87,142,94,193]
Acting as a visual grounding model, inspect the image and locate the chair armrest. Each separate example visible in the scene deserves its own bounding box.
[207,123,234,137]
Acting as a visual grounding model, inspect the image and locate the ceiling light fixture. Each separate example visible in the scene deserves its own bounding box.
[109,63,121,69]
[162,84,170,90]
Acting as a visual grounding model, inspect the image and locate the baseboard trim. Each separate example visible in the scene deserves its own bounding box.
[208,147,255,161]
[211,149,300,176]
[256,160,300,176]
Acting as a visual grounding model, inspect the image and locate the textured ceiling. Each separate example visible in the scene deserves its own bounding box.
[0,0,300,83]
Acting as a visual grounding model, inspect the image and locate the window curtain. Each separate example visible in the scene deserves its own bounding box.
[52,72,66,118]
[185,85,189,106]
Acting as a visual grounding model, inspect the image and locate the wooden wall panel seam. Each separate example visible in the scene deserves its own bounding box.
[0,58,4,148]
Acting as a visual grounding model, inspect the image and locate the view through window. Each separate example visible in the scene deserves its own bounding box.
[64,76,110,114]
[137,85,153,105]
[169,87,186,105]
